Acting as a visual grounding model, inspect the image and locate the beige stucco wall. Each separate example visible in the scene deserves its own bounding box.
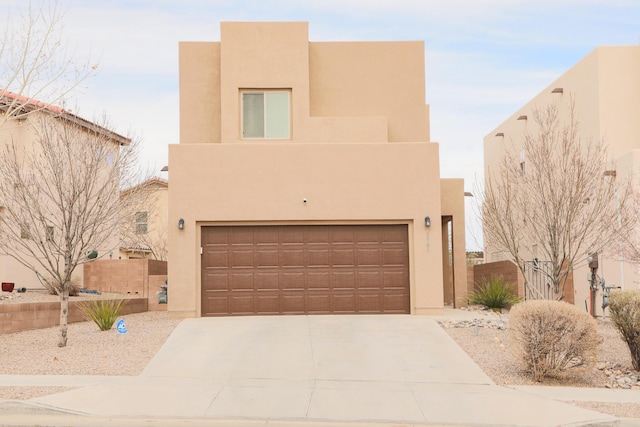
[440,178,467,308]
[483,46,640,313]
[169,22,463,317]
[180,22,430,145]
[169,142,444,316]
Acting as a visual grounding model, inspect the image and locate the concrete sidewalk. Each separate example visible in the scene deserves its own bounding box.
[0,314,636,426]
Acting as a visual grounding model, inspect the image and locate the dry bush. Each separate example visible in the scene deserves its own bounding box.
[42,277,80,297]
[608,290,640,370]
[509,300,601,381]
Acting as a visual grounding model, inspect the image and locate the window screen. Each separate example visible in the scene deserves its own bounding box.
[242,91,290,139]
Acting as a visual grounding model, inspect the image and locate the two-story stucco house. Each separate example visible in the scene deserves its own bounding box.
[0,91,129,290]
[120,177,169,261]
[168,22,467,317]
[484,46,640,315]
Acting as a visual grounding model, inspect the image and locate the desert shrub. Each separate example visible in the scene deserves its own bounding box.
[77,298,128,331]
[509,300,601,381]
[42,276,80,296]
[469,275,521,310]
[608,290,640,370]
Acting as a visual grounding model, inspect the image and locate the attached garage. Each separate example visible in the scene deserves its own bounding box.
[201,224,410,316]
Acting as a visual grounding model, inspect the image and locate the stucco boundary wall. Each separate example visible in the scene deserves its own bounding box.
[0,297,147,334]
[471,261,574,304]
[84,259,168,311]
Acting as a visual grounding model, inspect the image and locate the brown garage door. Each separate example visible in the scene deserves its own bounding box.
[201,224,409,316]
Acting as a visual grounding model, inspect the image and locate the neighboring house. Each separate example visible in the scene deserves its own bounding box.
[120,177,169,260]
[0,91,129,290]
[168,22,467,317]
[483,46,640,314]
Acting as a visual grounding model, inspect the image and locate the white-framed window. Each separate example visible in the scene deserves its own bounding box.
[135,211,148,235]
[241,90,290,139]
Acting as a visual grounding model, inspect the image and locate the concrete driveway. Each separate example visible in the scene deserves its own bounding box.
[29,315,615,426]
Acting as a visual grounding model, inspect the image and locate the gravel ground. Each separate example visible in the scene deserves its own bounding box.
[1,293,639,419]
[441,307,640,419]
[0,291,181,400]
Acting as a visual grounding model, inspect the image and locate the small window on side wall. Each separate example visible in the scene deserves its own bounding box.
[242,90,290,139]
[135,212,148,234]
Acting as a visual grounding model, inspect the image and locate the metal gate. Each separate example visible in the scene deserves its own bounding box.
[524,260,557,300]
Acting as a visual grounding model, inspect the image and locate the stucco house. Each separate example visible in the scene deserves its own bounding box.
[168,22,467,317]
[0,91,129,290]
[120,177,169,261]
[483,46,640,315]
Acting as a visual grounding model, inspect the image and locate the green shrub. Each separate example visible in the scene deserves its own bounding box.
[469,275,521,310]
[77,298,128,331]
[509,300,601,381]
[608,290,640,370]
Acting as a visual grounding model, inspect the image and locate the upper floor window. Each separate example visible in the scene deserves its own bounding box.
[135,211,148,234]
[241,90,290,139]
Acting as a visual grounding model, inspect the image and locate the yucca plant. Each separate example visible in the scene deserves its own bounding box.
[469,275,521,310]
[77,298,128,331]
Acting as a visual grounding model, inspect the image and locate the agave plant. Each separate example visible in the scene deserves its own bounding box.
[469,275,521,310]
[77,298,128,331]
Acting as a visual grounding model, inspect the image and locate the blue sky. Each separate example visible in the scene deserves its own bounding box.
[5,0,640,250]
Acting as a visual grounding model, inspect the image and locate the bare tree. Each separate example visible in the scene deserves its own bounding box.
[482,98,634,300]
[0,111,149,347]
[0,0,96,128]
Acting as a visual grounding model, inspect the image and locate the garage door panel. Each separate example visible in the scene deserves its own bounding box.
[383,271,408,288]
[383,293,410,312]
[204,296,229,315]
[333,271,356,290]
[202,225,409,316]
[307,293,331,313]
[281,293,305,313]
[255,294,279,314]
[332,293,356,312]
[254,227,279,244]
[231,250,254,268]
[308,249,329,267]
[230,272,254,290]
[330,227,356,243]
[280,227,304,244]
[206,250,229,268]
[255,271,279,291]
[308,271,330,290]
[229,294,255,314]
[332,248,355,267]
[282,272,304,290]
[382,247,408,267]
[357,248,381,266]
[230,228,254,244]
[358,293,383,312]
[256,249,278,267]
[306,227,330,244]
[282,249,304,267]
[358,271,382,290]
[204,272,229,291]
[381,225,407,243]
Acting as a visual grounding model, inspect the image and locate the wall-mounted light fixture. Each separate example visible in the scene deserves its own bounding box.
[517,115,527,121]
[551,88,564,94]
[424,216,431,228]
[603,170,617,178]
[495,132,504,137]
[178,218,185,230]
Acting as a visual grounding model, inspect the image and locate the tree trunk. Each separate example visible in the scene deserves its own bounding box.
[58,285,69,347]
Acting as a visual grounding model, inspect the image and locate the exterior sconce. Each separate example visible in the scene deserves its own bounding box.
[424,216,431,228]
[178,218,185,230]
